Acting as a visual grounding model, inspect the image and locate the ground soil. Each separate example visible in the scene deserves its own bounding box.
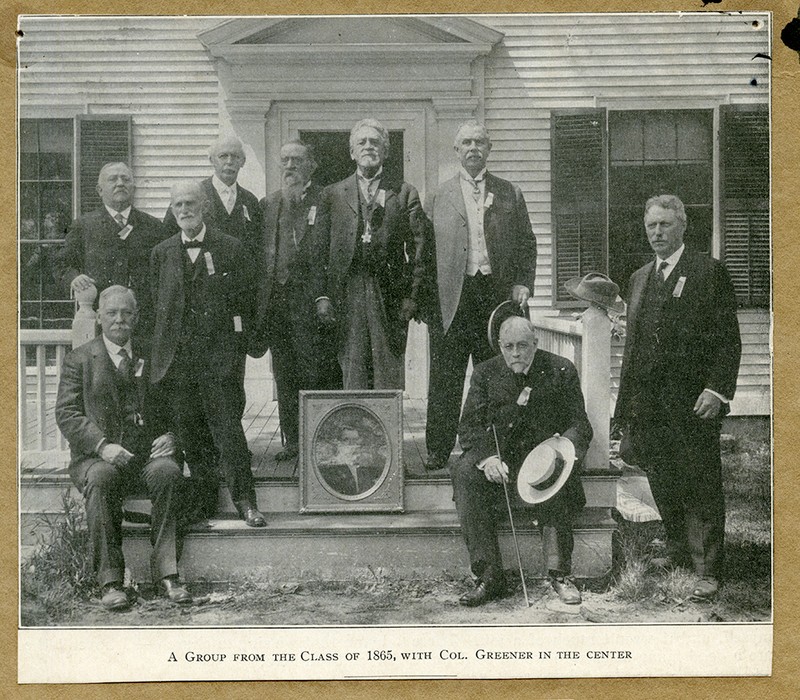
[21,574,769,628]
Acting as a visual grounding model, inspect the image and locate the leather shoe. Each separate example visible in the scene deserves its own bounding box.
[161,576,192,605]
[424,453,448,472]
[101,583,129,611]
[691,576,719,601]
[275,444,299,462]
[459,578,505,607]
[239,505,266,528]
[550,576,582,605]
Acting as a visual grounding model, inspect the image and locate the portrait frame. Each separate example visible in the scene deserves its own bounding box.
[299,390,403,513]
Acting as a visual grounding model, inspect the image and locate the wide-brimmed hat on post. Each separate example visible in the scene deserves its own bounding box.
[516,435,577,505]
[487,299,526,353]
[564,272,625,314]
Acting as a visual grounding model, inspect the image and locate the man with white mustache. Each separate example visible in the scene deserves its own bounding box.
[150,181,265,528]
[55,162,167,347]
[251,141,340,462]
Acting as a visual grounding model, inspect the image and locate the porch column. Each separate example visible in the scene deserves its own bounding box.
[580,305,612,471]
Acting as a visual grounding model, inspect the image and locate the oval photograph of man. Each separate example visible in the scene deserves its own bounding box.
[312,405,391,500]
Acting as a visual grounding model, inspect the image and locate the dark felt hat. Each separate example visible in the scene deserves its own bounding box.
[564,272,625,314]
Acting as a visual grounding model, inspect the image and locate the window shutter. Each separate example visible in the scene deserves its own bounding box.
[76,115,132,214]
[720,104,769,307]
[551,109,608,305]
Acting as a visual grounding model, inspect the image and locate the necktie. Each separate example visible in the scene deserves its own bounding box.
[183,240,203,249]
[657,260,669,284]
[223,187,235,214]
[114,212,126,229]
[117,348,132,380]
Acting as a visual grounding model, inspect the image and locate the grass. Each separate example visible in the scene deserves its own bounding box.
[610,435,771,617]
[20,491,97,625]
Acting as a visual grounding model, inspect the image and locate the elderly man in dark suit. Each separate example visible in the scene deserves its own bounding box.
[453,316,592,607]
[55,285,190,610]
[615,194,742,600]
[55,162,167,346]
[163,136,261,250]
[424,121,537,472]
[314,118,427,390]
[251,140,339,461]
[150,180,265,528]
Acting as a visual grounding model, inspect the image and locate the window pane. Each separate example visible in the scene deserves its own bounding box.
[643,113,677,162]
[20,242,42,302]
[676,112,712,162]
[39,182,72,240]
[609,112,643,164]
[20,183,39,239]
[675,164,713,206]
[38,120,72,153]
[42,301,75,329]
[684,206,713,254]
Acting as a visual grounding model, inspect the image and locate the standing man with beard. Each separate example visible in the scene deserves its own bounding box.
[150,180,265,527]
[163,136,261,251]
[251,140,339,462]
[314,118,427,390]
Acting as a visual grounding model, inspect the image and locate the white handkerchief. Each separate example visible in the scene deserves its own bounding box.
[307,206,317,225]
[484,192,494,209]
[204,251,215,275]
[673,275,687,298]
[375,189,386,208]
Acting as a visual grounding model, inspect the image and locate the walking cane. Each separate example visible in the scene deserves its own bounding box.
[492,424,531,608]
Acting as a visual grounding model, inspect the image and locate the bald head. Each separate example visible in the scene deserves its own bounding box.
[209,135,246,186]
[498,316,538,374]
[170,180,206,235]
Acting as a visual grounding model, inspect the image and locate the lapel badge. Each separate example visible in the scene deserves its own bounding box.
[118,224,133,240]
[673,275,687,298]
[134,358,145,377]
[484,192,494,209]
[204,251,216,275]
[517,386,531,406]
[243,205,251,222]
[361,223,373,244]
[307,205,317,225]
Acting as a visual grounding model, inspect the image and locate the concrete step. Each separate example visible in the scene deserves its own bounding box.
[120,508,617,582]
[20,471,620,518]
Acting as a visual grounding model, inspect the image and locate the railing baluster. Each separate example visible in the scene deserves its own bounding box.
[19,345,28,452]
[55,344,67,451]
[35,345,46,452]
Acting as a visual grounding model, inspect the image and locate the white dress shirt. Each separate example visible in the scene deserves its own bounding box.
[212,175,238,214]
[655,243,685,280]
[181,225,207,263]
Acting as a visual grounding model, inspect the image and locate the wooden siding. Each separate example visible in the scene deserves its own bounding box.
[18,16,224,218]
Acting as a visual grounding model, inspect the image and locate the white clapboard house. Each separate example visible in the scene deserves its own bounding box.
[18,14,770,581]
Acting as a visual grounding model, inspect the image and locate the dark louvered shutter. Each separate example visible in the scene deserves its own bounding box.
[551,109,608,305]
[720,104,769,307]
[76,115,132,214]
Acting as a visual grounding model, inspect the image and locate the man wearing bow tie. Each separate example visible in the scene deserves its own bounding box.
[453,317,592,606]
[150,181,265,528]
[251,140,340,461]
[423,122,538,472]
[55,162,167,346]
[313,118,428,390]
[162,136,262,252]
[56,286,190,610]
[615,194,742,600]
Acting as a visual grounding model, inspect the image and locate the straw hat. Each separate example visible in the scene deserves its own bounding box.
[516,436,577,505]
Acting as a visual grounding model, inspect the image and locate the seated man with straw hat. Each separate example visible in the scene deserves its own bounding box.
[451,315,592,607]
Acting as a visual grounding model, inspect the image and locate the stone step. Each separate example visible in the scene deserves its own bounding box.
[20,471,620,518]
[120,508,617,582]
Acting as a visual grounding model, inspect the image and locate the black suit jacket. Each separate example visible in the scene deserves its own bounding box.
[425,172,537,333]
[312,171,428,354]
[54,207,167,334]
[615,249,742,433]
[148,227,255,384]
[163,177,262,251]
[55,335,165,468]
[458,351,593,474]
[250,184,323,357]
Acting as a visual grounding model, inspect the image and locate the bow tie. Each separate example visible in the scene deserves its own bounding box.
[183,240,203,249]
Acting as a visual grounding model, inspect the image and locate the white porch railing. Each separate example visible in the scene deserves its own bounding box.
[529,306,612,472]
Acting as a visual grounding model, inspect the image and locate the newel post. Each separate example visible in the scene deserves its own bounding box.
[72,285,98,349]
[579,305,612,471]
